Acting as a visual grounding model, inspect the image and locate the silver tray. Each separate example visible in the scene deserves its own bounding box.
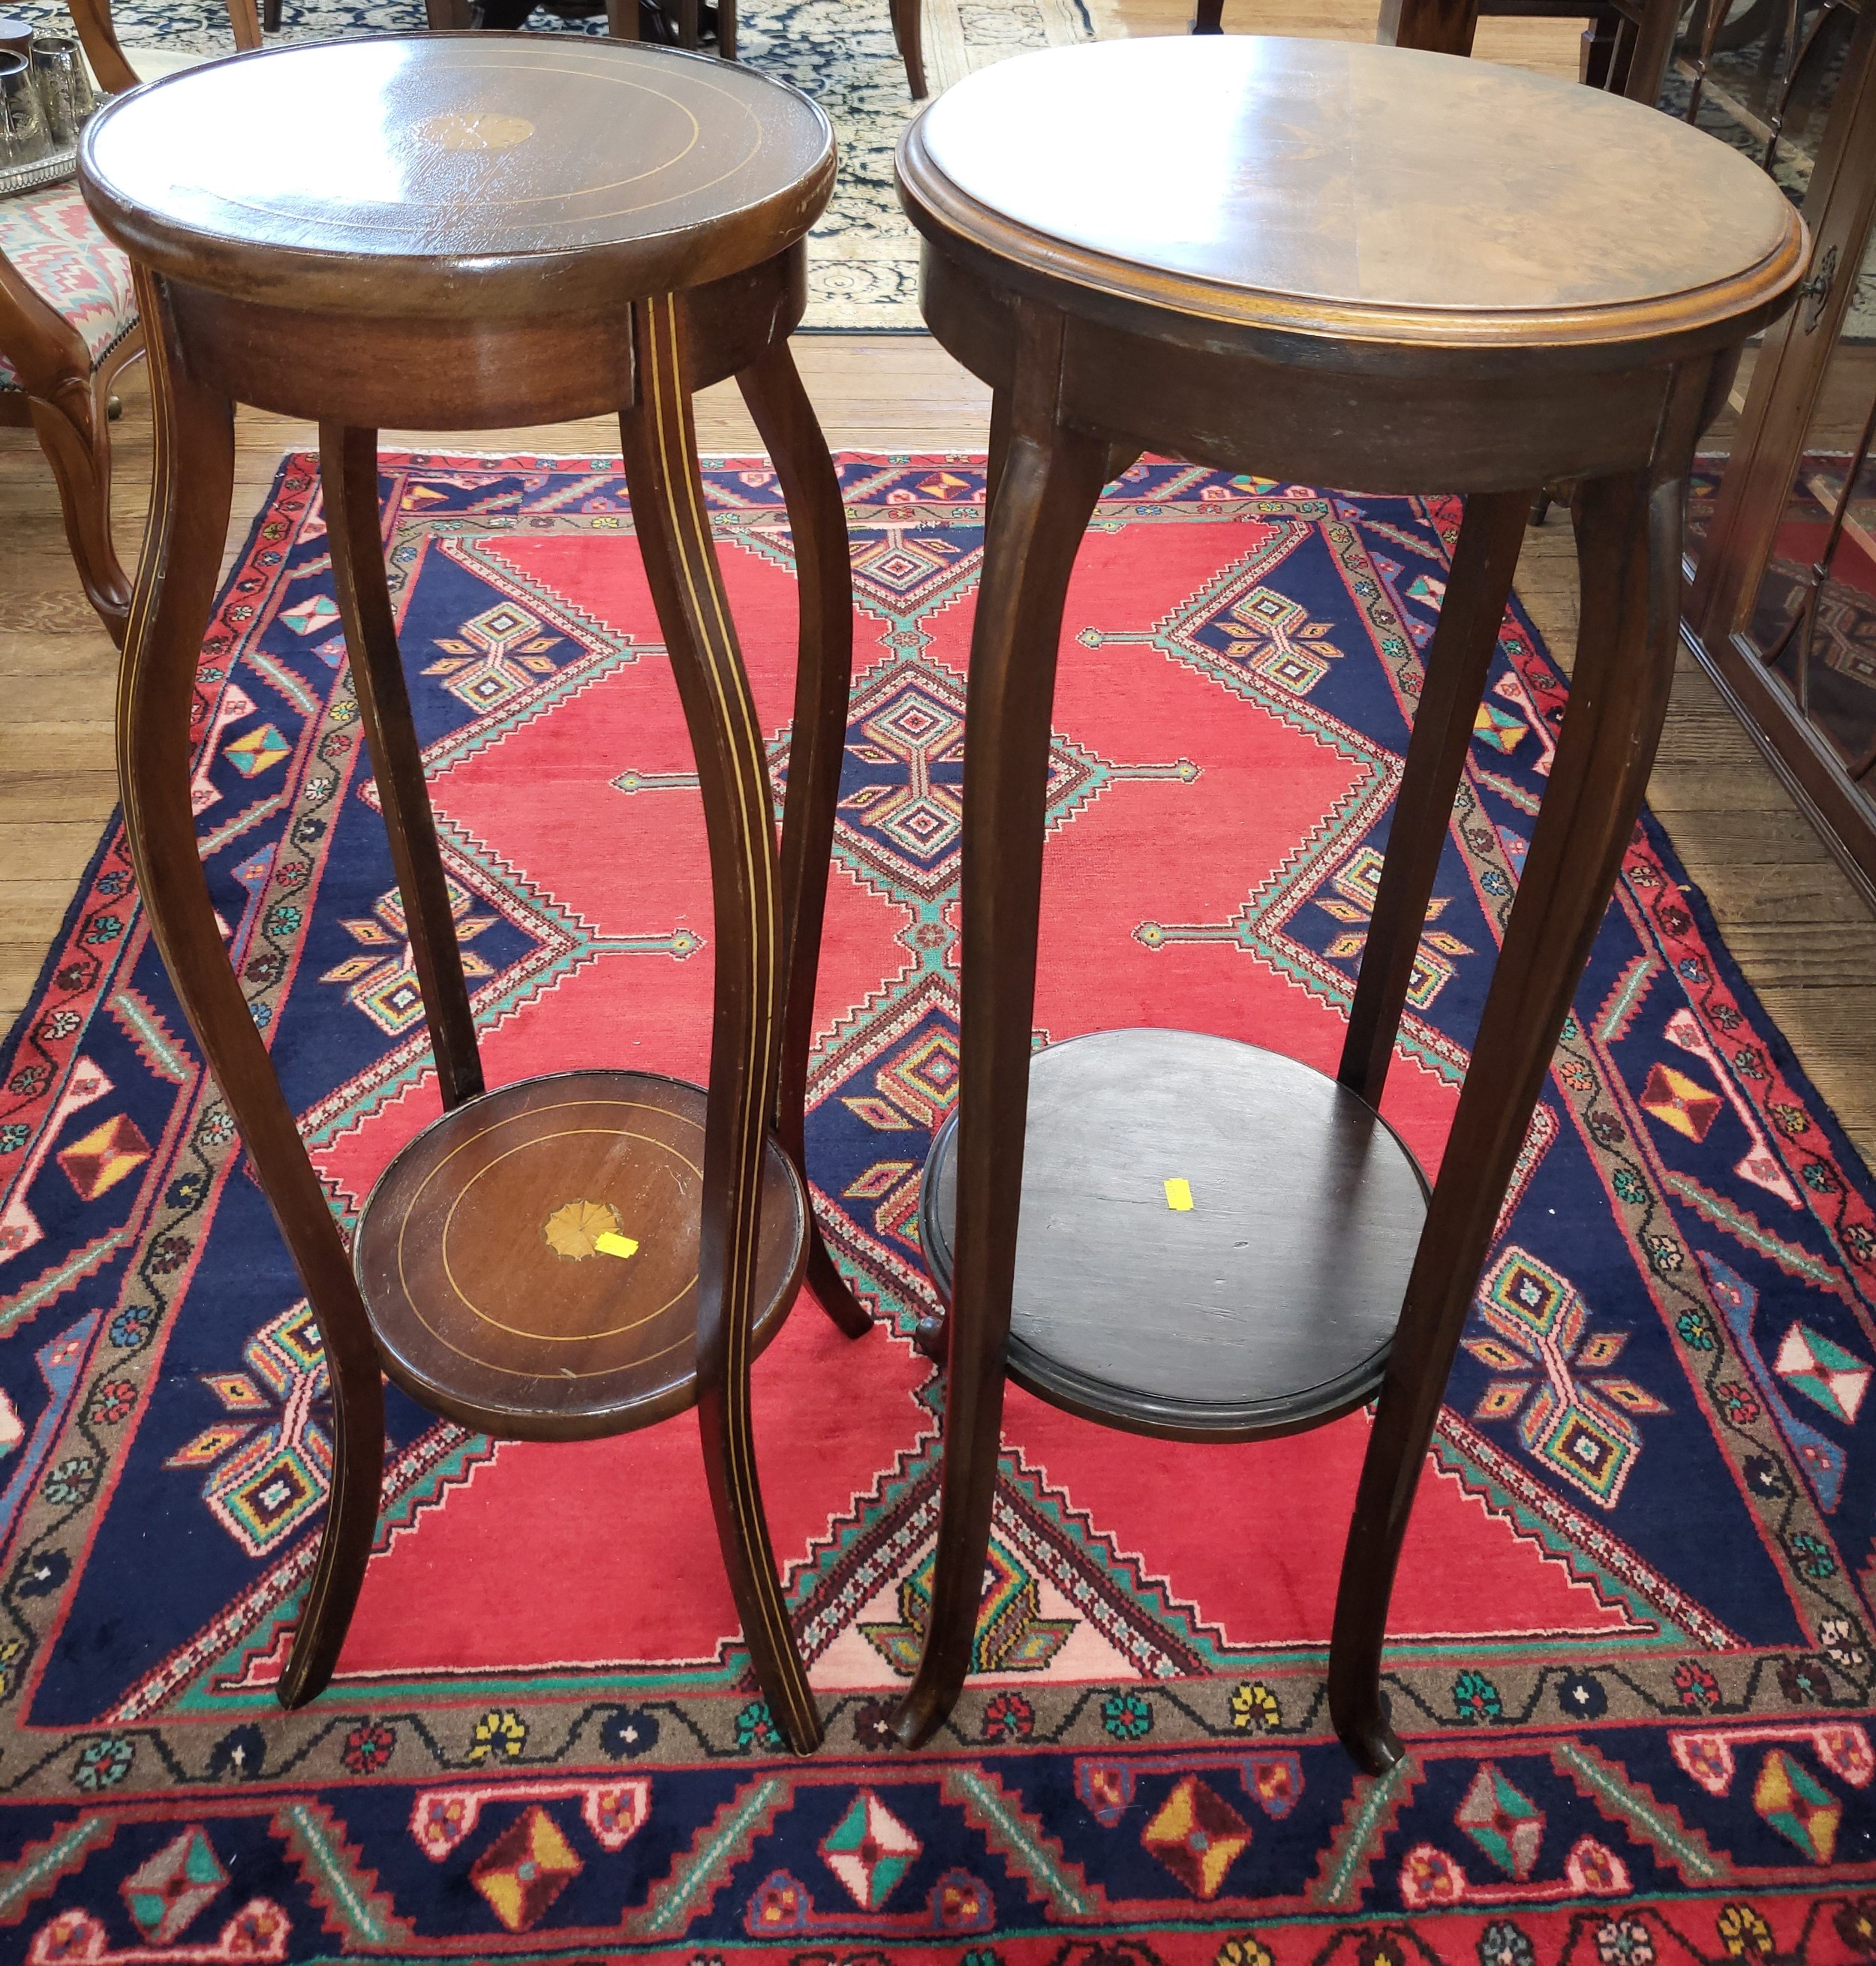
[0,141,79,200]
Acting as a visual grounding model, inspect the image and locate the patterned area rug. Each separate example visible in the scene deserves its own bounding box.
[4,453,1876,1958]
[16,0,1090,326]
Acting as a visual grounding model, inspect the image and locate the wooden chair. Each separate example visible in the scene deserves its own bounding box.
[0,0,258,644]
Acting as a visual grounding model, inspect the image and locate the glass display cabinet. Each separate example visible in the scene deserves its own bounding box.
[1683,0,1876,910]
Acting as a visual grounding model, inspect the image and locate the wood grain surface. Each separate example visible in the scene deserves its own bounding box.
[354,1069,806,1438]
[80,36,835,316]
[920,1030,1430,1438]
[904,38,1802,346]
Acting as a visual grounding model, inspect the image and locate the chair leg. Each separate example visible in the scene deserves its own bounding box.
[26,374,131,646]
[890,0,926,96]
[735,341,873,1344]
[891,308,1108,1750]
[321,424,486,1113]
[120,270,383,1712]
[719,0,736,59]
[1327,449,1694,1773]
[620,293,822,1756]
[1192,0,1225,31]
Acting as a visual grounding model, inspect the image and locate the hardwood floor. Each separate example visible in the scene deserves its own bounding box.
[3,0,1874,1165]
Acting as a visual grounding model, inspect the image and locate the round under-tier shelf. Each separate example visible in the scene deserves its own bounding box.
[354,1069,806,1441]
[918,1029,1430,1441]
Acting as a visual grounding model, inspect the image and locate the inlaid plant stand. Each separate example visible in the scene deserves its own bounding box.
[83,35,872,1755]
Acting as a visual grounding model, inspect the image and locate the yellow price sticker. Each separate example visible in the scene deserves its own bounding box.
[594,1231,639,1260]
[1163,1178,1194,1213]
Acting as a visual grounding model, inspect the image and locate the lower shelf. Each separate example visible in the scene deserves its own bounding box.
[918,1028,1430,1441]
[353,1068,806,1441]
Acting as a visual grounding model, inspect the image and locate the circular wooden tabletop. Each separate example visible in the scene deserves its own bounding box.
[353,1069,806,1439]
[898,37,1805,350]
[920,1030,1429,1439]
[80,36,834,316]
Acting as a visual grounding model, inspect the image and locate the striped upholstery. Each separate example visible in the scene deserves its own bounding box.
[0,184,138,392]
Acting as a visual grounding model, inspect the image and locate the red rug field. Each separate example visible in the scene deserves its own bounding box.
[0,451,1873,1961]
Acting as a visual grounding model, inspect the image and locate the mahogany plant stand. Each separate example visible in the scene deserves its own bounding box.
[80,35,871,1756]
[891,35,1802,1771]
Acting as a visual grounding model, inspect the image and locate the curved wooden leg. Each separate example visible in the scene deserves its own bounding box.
[621,293,821,1756]
[735,343,873,1344]
[122,272,383,1712]
[891,311,1108,1748]
[26,376,131,645]
[321,423,485,1112]
[1328,456,1690,1773]
[890,0,927,97]
[1339,488,1530,1107]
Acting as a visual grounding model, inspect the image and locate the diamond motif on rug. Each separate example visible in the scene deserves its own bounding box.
[819,1793,921,1910]
[1775,1322,1871,1423]
[1454,1762,1544,1879]
[1753,1748,1841,1863]
[120,1826,228,1943]
[1640,1061,1724,1142]
[56,1112,151,1201]
[1139,1775,1251,1898]
[470,1805,583,1932]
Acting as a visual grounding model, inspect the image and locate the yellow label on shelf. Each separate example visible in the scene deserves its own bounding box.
[594,1231,639,1259]
[1164,1178,1194,1212]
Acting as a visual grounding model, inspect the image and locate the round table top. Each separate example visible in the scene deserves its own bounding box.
[80,35,834,317]
[898,37,1805,351]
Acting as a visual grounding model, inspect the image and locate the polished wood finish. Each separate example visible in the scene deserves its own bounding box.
[891,0,927,98]
[912,39,1791,344]
[323,420,487,1111]
[919,1030,1430,1439]
[891,35,1800,1769]
[0,0,258,643]
[1339,488,1531,1105]
[81,37,836,322]
[356,1069,806,1435]
[84,35,869,1754]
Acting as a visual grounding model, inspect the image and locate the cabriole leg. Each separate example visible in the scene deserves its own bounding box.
[1339,488,1531,1107]
[891,308,1109,1748]
[121,271,383,1711]
[322,423,485,1112]
[621,293,822,1755]
[1329,447,1694,1772]
[735,341,874,1343]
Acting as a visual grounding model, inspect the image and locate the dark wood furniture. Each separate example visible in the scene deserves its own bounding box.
[80,32,873,1756]
[1348,0,1681,101]
[0,0,258,642]
[889,34,1800,1769]
[592,0,924,101]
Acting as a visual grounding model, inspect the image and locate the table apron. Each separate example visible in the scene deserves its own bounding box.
[156,245,807,427]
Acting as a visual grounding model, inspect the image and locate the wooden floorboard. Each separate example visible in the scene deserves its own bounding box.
[2,2,1873,1167]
